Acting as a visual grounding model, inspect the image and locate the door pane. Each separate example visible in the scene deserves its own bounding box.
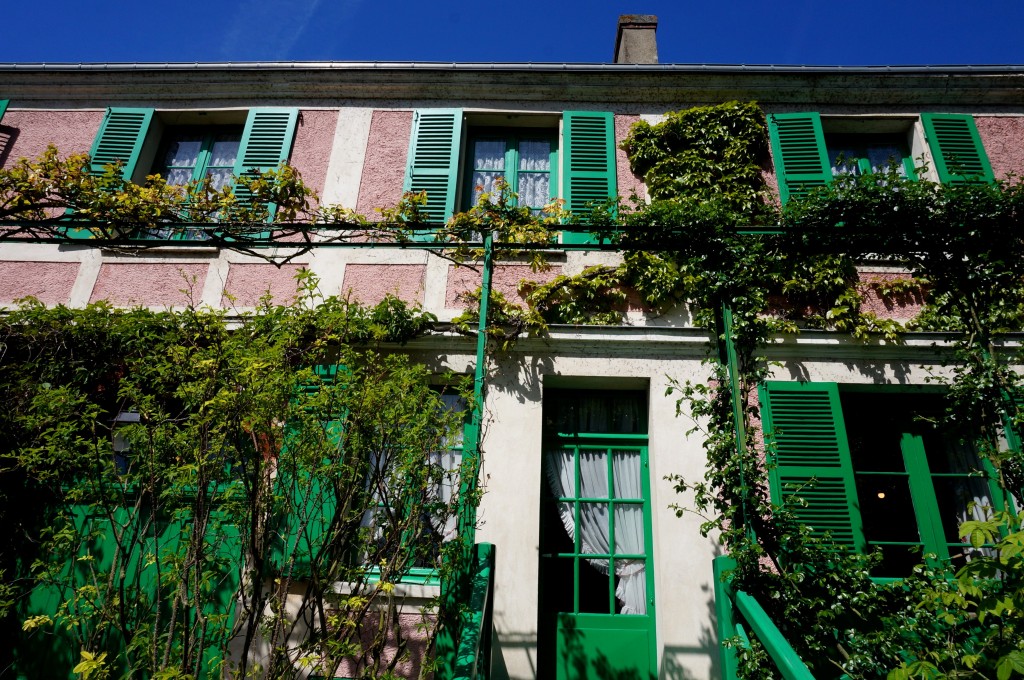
[580,450,608,498]
[613,505,644,554]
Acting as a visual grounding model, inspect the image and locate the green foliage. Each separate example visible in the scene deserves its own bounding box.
[452,287,547,351]
[620,101,773,218]
[0,279,468,679]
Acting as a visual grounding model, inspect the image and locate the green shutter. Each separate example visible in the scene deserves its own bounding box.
[232,107,300,228]
[89,107,154,178]
[761,381,866,551]
[767,112,832,204]
[921,113,994,184]
[404,108,463,227]
[563,111,617,244]
[0,99,8,124]
[66,107,153,239]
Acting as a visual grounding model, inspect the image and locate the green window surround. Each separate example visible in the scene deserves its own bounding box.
[0,99,9,124]
[462,129,559,215]
[761,381,1005,576]
[403,109,618,244]
[768,111,993,204]
[83,106,299,240]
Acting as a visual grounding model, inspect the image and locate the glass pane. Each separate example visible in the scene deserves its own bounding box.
[206,168,234,192]
[611,450,642,500]
[209,135,241,166]
[578,558,612,613]
[163,138,202,169]
[473,140,506,170]
[613,505,644,554]
[519,140,551,171]
[933,476,992,543]
[578,502,609,555]
[471,170,505,204]
[517,172,549,209]
[579,450,608,498]
[855,474,920,542]
[828,146,861,176]
[874,544,922,577]
[165,168,195,186]
[865,144,907,175]
[924,432,982,473]
[614,559,646,615]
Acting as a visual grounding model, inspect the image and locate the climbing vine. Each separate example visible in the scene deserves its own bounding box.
[0,278,473,680]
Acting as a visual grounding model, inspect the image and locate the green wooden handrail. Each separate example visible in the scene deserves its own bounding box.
[453,543,496,680]
[714,555,815,680]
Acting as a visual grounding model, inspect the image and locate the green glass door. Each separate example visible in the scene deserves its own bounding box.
[539,389,656,680]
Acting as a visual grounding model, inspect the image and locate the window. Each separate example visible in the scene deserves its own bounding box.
[84,107,299,239]
[768,112,994,204]
[139,127,243,240]
[403,109,617,243]
[463,130,558,214]
[826,134,913,178]
[360,389,466,583]
[761,382,1005,576]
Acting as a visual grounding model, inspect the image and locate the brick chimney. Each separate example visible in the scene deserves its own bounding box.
[614,15,658,64]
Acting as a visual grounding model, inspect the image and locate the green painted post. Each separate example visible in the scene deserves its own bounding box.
[713,555,740,680]
[720,303,753,535]
[439,230,494,679]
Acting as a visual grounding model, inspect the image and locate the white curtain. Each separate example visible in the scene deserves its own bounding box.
[545,448,647,615]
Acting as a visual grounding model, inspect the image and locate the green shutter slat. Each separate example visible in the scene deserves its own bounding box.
[403,108,463,229]
[0,99,8,124]
[232,107,300,227]
[921,113,994,185]
[761,381,866,551]
[767,112,832,204]
[88,107,154,179]
[563,111,617,244]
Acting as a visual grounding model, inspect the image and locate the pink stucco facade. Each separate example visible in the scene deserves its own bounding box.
[222,263,304,308]
[858,272,925,321]
[342,264,426,306]
[446,263,562,308]
[976,116,1024,181]
[615,114,646,204]
[0,261,79,305]
[0,110,105,169]
[90,263,209,307]
[290,110,339,198]
[356,110,414,217]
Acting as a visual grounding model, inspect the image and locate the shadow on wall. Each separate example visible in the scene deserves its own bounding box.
[488,626,539,680]
[843,358,913,385]
[659,540,723,680]
[0,125,19,167]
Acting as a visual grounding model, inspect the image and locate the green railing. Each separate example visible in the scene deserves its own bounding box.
[452,542,495,680]
[713,555,815,680]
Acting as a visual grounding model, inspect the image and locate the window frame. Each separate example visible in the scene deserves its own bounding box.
[141,124,244,240]
[824,132,916,179]
[761,381,1007,576]
[461,127,560,214]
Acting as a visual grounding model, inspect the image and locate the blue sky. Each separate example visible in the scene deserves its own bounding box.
[2,0,1022,65]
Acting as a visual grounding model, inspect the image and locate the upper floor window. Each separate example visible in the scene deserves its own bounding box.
[83,107,299,240]
[464,130,558,214]
[826,134,913,178]
[156,127,243,191]
[403,109,616,243]
[768,112,995,204]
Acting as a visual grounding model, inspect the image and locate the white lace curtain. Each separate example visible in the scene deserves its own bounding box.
[545,449,647,615]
